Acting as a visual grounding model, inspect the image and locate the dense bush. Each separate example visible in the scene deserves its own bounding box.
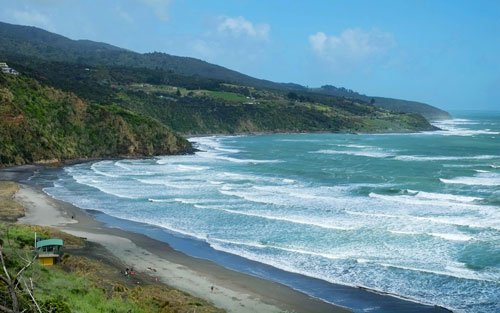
[0,74,192,167]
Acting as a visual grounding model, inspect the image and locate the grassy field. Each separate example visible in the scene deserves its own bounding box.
[204,90,249,103]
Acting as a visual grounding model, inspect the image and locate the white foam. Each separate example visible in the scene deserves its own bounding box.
[440,175,500,186]
[114,161,131,171]
[196,204,353,231]
[427,232,473,242]
[208,180,224,185]
[277,139,321,142]
[218,184,355,208]
[90,163,118,177]
[146,220,207,241]
[395,155,498,161]
[345,210,500,230]
[414,191,481,203]
[475,169,490,173]
[368,191,481,206]
[388,230,419,236]
[436,118,473,124]
[378,262,494,282]
[220,172,253,180]
[215,147,242,153]
[337,144,374,149]
[314,149,393,158]
[214,155,281,164]
[209,238,347,261]
[176,165,210,171]
[68,171,141,199]
[218,188,286,205]
[191,136,271,165]
[173,198,210,205]
[82,183,139,199]
[137,178,195,189]
[209,238,267,249]
[147,198,174,203]
[428,119,500,137]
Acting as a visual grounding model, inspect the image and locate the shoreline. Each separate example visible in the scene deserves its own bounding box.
[1,164,454,313]
[0,125,447,170]
[3,165,351,313]
[183,126,443,139]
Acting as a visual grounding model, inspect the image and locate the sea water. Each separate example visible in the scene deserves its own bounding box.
[39,112,499,313]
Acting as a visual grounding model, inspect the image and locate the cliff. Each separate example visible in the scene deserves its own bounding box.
[0,74,192,167]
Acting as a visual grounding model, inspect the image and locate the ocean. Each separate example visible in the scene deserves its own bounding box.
[34,112,499,313]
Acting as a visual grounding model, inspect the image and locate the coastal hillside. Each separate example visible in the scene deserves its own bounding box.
[0,74,191,167]
[0,21,450,120]
[5,59,437,135]
[315,85,452,120]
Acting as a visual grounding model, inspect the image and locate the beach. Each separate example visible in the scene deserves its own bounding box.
[2,165,351,313]
[1,162,459,313]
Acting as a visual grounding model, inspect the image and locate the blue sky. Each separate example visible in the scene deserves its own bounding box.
[1,0,499,111]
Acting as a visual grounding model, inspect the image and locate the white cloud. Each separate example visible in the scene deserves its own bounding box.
[138,0,171,21]
[184,15,271,62]
[190,39,217,60]
[217,16,270,41]
[309,28,396,66]
[10,9,54,30]
[165,15,271,75]
[116,6,134,23]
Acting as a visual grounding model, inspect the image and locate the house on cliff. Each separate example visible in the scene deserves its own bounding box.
[0,62,19,75]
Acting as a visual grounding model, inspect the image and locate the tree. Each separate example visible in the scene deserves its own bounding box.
[370,98,376,105]
[0,229,41,313]
[176,88,182,97]
[287,92,298,101]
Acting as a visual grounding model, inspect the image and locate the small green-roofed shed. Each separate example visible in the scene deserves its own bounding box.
[36,238,64,266]
[36,239,64,249]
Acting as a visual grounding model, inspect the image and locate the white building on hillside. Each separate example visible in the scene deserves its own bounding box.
[0,62,19,75]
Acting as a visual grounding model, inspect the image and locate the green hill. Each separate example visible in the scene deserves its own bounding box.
[315,85,451,120]
[0,21,450,119]
[0,73,191,167]
[3,59,437,135]
[0,21,298,91]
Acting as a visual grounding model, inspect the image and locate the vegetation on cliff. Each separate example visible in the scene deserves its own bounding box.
[315,85,451,120]
[0,74,191,167]
[5,59,437,136]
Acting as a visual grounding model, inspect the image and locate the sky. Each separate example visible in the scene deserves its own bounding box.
[1,0,499,111]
